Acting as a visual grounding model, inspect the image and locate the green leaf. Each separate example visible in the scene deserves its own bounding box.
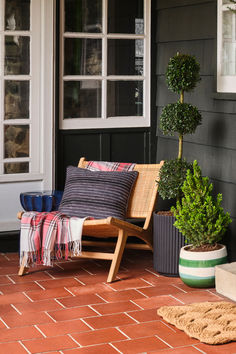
[166,53,201,94]
[157,159,193,200]
[173,160,232,247]
[159,102,202,136]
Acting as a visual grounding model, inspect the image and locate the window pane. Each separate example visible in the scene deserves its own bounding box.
[4,162,29,174]
[65,0,102,33]
[108,39,143,75]
[5,36,30,75]
[5,0,30,31]
[4,125,29,158]
[222,11,236,75]
[4,81,29,120]
[223,11,232,38]
[64,81,101,118]
[107,81,143,117]
[64,38,102,75]
[108,0,143,34]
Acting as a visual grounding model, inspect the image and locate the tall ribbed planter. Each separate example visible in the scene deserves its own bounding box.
[153,213,185,276]
[179,244,228,288]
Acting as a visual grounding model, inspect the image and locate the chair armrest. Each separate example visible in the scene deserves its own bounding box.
[83,216,143,236]
[17,211,24,220]
[106,217,143,234]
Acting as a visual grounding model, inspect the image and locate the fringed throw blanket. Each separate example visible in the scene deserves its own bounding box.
[20,211,86,267]
[86,160,136,171]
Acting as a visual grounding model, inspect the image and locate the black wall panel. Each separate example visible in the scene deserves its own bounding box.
[157,138,236,185]
[156,40,215,76]
[157,2,216,42]
[157,76,222,112]
[155,0,236,260]
[157,110,236,150]
[157,77,236,115]
[57,132,101,189]
[156,0,214,10]
[110,132,149,163]
[57,129,150,190]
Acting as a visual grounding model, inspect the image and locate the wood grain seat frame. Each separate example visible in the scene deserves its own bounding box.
[18,157,164,282]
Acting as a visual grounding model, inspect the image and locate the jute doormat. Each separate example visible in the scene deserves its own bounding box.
[157,301,236,345]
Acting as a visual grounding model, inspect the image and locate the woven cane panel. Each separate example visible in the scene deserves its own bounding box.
[127,164,162,218]
[158,301,236,345]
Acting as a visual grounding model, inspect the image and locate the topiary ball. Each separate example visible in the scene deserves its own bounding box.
[166,53,201,93]
[159,102,202,136]
[157,159,193,200]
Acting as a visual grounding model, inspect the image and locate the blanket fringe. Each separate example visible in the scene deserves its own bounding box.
[20,240,82,267]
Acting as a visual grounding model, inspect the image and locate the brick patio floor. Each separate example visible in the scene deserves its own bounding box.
[0,249,235,354]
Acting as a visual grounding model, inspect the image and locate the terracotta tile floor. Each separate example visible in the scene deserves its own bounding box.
[0,250,236,354]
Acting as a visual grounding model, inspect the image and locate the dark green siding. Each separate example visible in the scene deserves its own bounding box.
[155,0,236,260]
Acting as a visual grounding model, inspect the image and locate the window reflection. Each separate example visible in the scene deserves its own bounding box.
[5,0,30,31]
[64,81,101,118]
[5,36,30,75]
[222,11,236,75]
[4,81,29,120]
[4,162,29,174]
[65,0,102,33]
[108,0,143,33]
[64,38,102,75]
[108,39,143,75]
[107,81,143,117]
[4,125,29,158]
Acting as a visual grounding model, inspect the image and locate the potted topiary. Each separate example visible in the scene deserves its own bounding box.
[172,160,232,288]
[153,53,202,276]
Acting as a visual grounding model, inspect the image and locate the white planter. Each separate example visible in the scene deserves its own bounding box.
[179,244,227,288]
[215,262,236,301]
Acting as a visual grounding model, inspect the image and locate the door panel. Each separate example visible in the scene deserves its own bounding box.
[0,0,54,231]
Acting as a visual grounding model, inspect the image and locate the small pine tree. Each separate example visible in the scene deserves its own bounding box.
[171,161,232,249]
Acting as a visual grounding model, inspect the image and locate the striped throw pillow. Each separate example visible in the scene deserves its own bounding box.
[59,166,138,220]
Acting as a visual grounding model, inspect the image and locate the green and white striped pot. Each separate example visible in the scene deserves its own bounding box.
[179,244,227,288]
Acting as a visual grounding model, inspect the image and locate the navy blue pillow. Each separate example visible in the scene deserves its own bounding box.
[59,166,138,220]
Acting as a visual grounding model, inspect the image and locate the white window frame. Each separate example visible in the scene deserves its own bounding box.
[60,0,151,130]
[217,0,236,92]
[0,0,54,232]
[0,0,54,184]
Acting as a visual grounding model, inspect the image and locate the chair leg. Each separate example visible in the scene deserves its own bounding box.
[18,254,29,276]
[107,229,128,283]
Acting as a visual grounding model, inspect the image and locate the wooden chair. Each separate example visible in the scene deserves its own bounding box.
[18,157,164,282]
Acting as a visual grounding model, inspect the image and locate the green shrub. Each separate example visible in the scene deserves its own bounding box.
[166,53,201,94]
[171,161,232,248]
[158,159,193,200]
[160,102,202,136]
